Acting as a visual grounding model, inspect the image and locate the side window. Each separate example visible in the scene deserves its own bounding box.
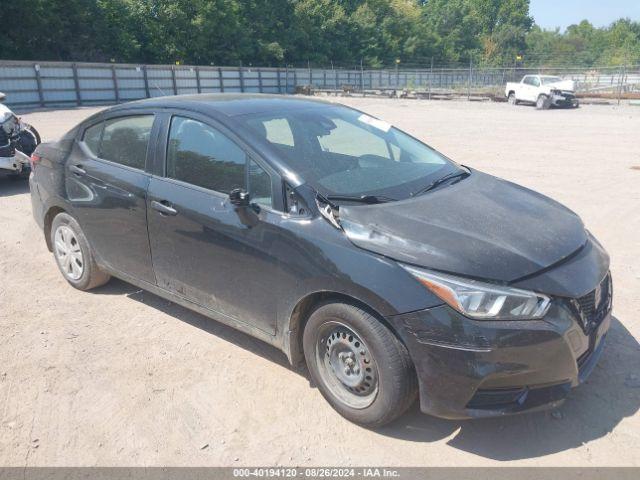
[248,159,272,207]
[100,115,154,169]
[522,76,532,85]
[82,122,103,156]
[167,116,246,193]
[317,118,389,159]
[531,77,541,87]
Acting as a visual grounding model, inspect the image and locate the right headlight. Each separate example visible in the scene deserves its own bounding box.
[400,264,550,320]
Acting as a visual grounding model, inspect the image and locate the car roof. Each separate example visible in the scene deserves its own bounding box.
[105,93,334,117]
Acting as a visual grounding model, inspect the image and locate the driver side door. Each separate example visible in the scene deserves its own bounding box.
[146,112,281,334]
[522,76,540,102]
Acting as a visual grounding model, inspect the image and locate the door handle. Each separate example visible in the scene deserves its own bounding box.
[70,164,86,176]
[151,200,178,216]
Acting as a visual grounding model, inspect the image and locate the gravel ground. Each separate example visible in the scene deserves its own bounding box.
[1,98,639,466]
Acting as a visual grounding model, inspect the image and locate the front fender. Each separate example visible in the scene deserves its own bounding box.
[270,215,443,361]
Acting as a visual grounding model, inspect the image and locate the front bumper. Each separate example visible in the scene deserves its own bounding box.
[388,292,611,419]
[551,92,579,108]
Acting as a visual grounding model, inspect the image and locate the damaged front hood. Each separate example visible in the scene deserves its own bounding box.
[340,170,587,282]
[547,79,575,92]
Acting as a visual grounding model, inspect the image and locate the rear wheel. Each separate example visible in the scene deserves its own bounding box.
[51,213,110,290]
[508,92,518,105]
[303,302,417,427]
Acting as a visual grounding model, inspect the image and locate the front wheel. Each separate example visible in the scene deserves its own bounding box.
[536,94,551,110]
[51,212,111,290]
[303,303,417,427]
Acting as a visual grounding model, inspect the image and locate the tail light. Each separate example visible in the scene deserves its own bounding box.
[30,153,41,170]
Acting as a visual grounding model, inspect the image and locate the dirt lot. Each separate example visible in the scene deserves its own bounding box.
[1,98,639,466]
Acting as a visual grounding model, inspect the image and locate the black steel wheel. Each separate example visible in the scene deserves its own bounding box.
[316,321,379,409]
[303,302,417,427]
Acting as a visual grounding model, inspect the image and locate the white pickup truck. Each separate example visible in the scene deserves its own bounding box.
[505,75,579,110]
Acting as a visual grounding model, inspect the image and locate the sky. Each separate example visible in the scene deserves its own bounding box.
[530,0,640,31]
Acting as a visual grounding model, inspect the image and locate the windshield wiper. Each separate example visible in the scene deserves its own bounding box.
[411,169,471,197]
[326,194,396,204]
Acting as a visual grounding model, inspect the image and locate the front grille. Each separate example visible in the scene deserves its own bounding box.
[568,272,612,334]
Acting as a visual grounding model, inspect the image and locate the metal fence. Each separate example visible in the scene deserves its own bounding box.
[1,60,639,109]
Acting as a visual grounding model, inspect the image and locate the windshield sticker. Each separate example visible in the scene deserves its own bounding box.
[358,114,392,133]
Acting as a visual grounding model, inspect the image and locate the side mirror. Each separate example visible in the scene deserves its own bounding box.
[229,188,250,207]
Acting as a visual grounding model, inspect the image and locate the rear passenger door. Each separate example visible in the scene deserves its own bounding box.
[66,112,158,284]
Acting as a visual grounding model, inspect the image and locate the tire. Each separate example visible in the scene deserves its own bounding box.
[536,94,551,110]
[508,92,518,105]
[50,212,111,290]
[303,302,417,427]
[26,124,41,145]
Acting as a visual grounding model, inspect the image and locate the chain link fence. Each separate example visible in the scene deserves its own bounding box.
[1,60,639,109]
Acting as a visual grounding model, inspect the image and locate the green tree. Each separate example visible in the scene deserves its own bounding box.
[288,0,353,65]
[0,0,639,69]
[600,19,640,65]
[351,0,437,67]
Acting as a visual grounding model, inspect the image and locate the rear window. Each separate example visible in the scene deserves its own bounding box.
[101,116,154,170]
[82,122,103,156]
[82,115,154,170]
[263,118,294,147]
[317,118,390,158]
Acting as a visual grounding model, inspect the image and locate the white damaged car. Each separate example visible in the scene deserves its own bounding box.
[505,75,579,110]
[0,92,40,179]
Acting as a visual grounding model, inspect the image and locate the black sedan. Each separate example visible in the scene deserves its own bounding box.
[29,94,612,426]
